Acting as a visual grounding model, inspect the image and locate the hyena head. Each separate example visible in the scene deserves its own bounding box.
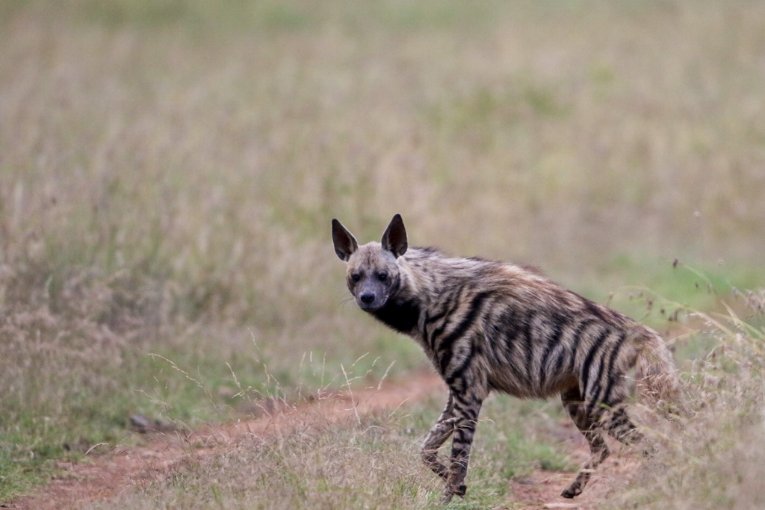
[331,214,408,311]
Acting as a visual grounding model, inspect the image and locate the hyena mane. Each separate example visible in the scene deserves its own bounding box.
[331,214,678,503]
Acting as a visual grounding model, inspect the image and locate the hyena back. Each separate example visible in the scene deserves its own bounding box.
[332,214,678,503]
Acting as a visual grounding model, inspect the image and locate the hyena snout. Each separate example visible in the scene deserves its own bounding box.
[355,284,386,310]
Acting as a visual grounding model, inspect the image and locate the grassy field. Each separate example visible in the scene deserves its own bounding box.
[1,0,765,506]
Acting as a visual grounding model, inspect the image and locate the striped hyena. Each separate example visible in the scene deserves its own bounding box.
[331,214,678,503]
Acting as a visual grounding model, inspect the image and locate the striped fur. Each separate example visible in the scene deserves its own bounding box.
[332,214,678,502]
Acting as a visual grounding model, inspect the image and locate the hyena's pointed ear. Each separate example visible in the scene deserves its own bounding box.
[381,213,407,257]
[332,219,358,261]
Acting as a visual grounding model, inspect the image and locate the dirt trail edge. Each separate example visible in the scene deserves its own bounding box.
[10,368,640,510]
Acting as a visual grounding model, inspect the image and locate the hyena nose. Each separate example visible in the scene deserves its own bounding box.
[360,292,375,305]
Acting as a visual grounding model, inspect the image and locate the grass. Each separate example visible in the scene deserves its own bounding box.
[571,256,765,327]
[1,0,765,506]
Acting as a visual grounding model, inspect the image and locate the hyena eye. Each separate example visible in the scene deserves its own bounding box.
[376,271,388,282]
[350,272,361,283]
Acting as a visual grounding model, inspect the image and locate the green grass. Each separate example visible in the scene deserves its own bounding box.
[569,255,765,327]
[2,0,765,505]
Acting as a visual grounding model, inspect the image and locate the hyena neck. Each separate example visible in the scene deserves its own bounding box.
[368,295,422,334]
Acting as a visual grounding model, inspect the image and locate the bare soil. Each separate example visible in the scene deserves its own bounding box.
[8,371,636,510]
[508,448,638,510]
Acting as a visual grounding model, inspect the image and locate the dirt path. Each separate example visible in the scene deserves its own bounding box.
[9,371,445,510]
[9,370,637,510]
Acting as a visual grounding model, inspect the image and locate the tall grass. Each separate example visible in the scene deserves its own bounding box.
[608,292,765,509]
[1,0,765,502]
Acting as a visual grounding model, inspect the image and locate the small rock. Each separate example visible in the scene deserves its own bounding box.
[129,414,177,434]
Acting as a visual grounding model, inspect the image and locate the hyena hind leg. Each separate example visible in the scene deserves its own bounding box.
[605,405,643,446]
[560,387,610,499]
[603,377,645,446]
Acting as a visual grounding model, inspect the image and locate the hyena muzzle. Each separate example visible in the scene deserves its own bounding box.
[331,214,678,503]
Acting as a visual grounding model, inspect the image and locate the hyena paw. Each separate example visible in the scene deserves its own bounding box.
[440,485,467,504]
[561,483,582,499]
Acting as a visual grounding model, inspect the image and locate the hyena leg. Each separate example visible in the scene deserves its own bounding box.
[603,379,643,446]
[560,386,609,499]
[442,386,486,503]
[421,392,456,479]
[605,406,642,444]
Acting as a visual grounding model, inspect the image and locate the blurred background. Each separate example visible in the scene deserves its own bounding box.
[1,0,764,501]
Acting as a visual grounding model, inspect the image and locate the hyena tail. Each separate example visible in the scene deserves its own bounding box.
[634,332,680,407]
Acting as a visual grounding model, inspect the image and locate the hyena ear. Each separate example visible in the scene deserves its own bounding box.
[331,219,358,261]
[381,213,407,257]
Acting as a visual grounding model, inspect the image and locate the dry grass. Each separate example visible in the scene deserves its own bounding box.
[1,0,765,505]
[606,291,765,510]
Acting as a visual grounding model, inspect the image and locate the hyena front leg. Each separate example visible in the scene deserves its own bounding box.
[421,392,456,480]
[560,386,610,499]
[441,380,487,504]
